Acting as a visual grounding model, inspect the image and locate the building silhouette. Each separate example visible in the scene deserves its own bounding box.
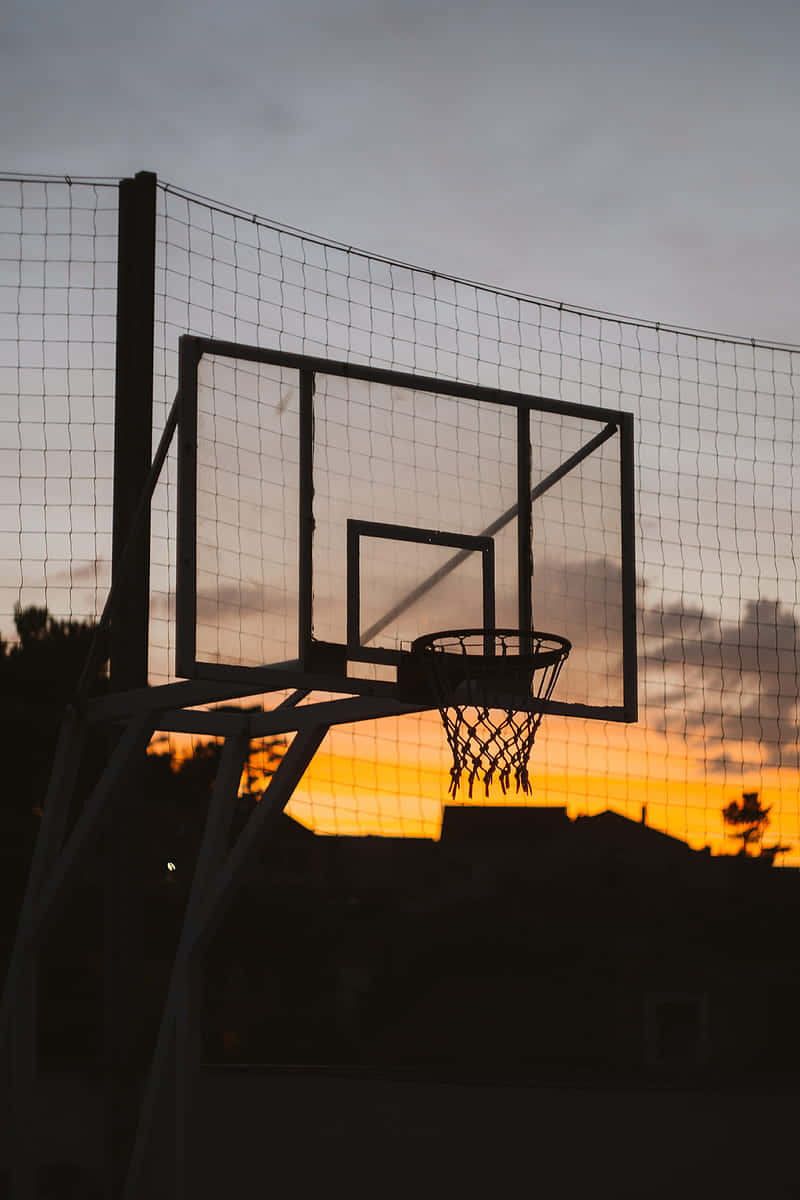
[192,804,800,1084]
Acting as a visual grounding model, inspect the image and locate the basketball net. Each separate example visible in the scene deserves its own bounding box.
[411,630,570,797]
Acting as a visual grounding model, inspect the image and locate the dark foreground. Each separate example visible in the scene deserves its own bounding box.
[2,1067,797,1199]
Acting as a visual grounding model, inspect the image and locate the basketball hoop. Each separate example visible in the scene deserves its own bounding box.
[410,629,571,798]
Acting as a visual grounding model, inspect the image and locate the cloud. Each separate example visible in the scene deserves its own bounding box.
[644,596,800,772]
[195,582,295,624]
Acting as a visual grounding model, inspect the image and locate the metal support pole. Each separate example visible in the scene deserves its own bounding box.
[174,733,251,1199]
[123,733,250,1199]
[104,807,145,1200]
[30,716,154,941]
[189,725,329,956]
[78,393,179,699]
[96,716,155,1200]
[107,168,157,1199]
[111,169,157,692]
[122,724,329,1200]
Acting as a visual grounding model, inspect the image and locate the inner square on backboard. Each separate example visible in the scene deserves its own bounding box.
[345,520,496,675]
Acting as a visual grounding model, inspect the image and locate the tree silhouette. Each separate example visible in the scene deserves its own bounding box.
[1,604,107,699]
[140,732,288,885]
[0,606,109,893]
[722,791,771,857]
[0,605,288,899]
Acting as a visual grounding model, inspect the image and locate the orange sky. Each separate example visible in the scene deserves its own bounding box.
[160,708,800,866]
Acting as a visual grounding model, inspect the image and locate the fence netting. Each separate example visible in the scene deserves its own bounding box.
[2,172,799,859]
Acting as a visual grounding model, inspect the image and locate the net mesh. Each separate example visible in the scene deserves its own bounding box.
[2,171,800,860]
[0,176,117,627]
[412,630,570,798]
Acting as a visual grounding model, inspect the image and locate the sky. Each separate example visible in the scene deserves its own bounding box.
[4,0,800,345]
[4,0,800,859]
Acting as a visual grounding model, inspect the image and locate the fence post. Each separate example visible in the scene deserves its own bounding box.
[111,169,157,691]
[107,169,157,1199]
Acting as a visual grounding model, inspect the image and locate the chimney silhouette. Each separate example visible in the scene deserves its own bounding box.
[641,804,647,825]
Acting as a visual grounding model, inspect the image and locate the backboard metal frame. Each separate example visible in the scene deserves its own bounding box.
[176,335,637,721]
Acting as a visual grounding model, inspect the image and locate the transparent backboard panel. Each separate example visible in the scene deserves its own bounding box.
[182,339,632,715]
[356,536,494,652]
[311,374,521,656]
[194,354,300,668]
[530,411,623,708]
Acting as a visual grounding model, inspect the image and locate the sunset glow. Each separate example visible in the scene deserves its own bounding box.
[285,731,800,864]
[156,704,800,866]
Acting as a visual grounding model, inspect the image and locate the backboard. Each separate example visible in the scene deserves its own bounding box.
[176,336,636,720]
